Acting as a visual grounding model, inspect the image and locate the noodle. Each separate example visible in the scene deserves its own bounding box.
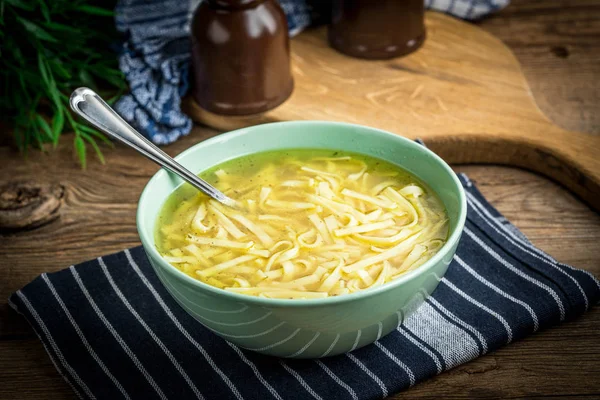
[156,150,448,299]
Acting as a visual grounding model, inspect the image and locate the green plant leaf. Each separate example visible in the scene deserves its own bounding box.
[32,122,45,150]
[17,18,58,42]
[81,132,106,164]
[74,134,87,168]
[37,54,51,87]
[38,54,62,111]
[77,124,113,147]
[34,135,45,151]
[16,75,31,105]
[35,114,54,141]
[90,67,126,89]
[5,0,126,165]
[4,0,35,12]
[51,108,64,146]
[5,38,26,66]
[48,59,71,80]
[14,124,28,152]
[42,21,81,34]
[37,0,51,22]
[78,68,97,89]
[76,5,114,17]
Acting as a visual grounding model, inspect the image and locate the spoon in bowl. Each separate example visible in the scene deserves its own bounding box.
[70,87,238,209]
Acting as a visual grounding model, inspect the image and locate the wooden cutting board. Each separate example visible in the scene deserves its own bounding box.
[186,12,600,211]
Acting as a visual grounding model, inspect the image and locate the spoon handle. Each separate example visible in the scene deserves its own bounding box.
[69,87,236,208]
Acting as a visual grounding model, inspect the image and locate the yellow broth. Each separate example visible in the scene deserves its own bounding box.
[156,149,448,299]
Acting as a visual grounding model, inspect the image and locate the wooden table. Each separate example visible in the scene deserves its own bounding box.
[1,1,599,398]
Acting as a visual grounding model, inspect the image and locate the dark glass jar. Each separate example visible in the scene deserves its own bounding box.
[190,0,294,116]
[328,0,426,59]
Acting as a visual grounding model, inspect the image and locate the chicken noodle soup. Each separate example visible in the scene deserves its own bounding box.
[156,150,448,299]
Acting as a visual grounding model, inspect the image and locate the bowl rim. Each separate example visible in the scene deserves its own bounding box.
[137,121,466,307]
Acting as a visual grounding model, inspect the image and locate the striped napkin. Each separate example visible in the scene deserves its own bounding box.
[9,174,598,400]
[114,0,510,145]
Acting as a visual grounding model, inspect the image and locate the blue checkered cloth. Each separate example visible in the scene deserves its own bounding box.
[9,174,598,400]
[114,0,510,145]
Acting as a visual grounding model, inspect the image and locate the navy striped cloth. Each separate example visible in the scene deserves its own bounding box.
[9,174,599,400]
[114,0,510,145]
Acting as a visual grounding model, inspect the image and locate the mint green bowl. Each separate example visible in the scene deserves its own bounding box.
[137,121,466,359]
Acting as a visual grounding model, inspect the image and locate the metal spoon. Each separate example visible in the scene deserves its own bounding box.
[69,87,238,209]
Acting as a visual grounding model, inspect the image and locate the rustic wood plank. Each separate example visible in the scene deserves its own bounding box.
[2,1,600,398]
[0,339,73,400]
[455,165,600,271]
[477,0,600,135]
[1,130,599,399]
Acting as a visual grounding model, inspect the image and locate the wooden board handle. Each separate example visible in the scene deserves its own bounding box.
[425,129,600,210]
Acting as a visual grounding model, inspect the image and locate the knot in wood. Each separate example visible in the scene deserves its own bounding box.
[0,181,64,231]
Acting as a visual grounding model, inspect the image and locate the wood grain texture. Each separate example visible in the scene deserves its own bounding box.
[2,3,600,399]
[0,340,73,400]
[477,0,600,135]
[187,12,600,211]
[1,134,599,399]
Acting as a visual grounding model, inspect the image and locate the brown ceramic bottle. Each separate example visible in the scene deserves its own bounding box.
[190,0,294,116]
[328,0,426,59]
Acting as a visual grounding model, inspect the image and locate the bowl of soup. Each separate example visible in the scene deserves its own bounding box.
[137,121,466,358]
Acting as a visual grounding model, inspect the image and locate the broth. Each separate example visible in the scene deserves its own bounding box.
[156,150,448,299]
